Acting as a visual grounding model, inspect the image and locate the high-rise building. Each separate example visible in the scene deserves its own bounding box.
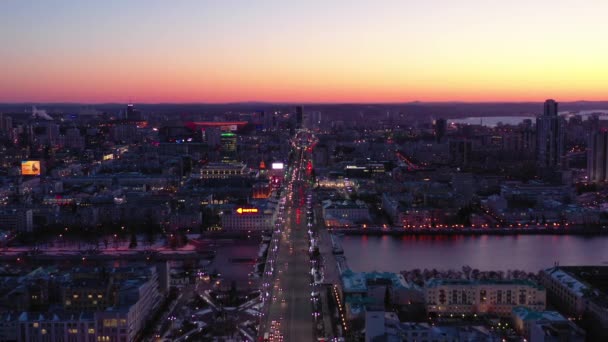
[126,103,134,120]
[434,118,447,143]
[262,110,274,131]
[536,99,565,169]
[126,103,142,121]
[588,128,608,182]
[220,132,237,163]
[295,106,303,129]
[449,139,472,166]
[309,111,322,129]
[203,127,221,147]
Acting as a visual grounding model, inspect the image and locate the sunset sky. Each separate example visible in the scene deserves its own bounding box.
[1,0,607,103]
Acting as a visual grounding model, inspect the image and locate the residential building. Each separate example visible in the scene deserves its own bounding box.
[425,279,546,317]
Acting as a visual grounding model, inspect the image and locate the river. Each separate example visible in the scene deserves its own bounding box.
[340,234,608,272]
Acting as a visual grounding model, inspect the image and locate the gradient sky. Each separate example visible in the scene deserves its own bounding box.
[1,0,607,103]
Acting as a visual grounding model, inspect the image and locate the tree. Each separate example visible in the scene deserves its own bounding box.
[384,286,391,310]
[229,280,238,306]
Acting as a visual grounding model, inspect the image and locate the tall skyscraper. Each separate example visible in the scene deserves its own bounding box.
[295,106,303,129]
[434,118,447,143]
[220,132,237,163]
[309,111,322,129]
[262,110,273,131]
[126,104,134,120]
[588,128,608,182]
[536,99,565,169]
[126,103,142,121]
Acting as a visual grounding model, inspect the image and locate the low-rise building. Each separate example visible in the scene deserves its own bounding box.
[425,279,546,317]
[322,199,370,227]
[198,163,248,179]
[220,204,275,232]
[529,320,586,342]
[341,270,423,320]
[540,266,608,339]
[511,306,584,341]
[365,311,500,342]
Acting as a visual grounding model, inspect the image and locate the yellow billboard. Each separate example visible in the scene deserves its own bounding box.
[21,160,41,176]
[236,207,258,214]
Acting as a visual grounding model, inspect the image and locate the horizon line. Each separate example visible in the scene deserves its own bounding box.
[1,99,608,106]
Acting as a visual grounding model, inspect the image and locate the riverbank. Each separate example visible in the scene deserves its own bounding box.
[330,225,608,236]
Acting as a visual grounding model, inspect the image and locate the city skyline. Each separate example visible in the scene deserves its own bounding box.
[2,0,608,103]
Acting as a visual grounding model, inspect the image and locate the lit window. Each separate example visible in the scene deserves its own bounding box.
[41,329,47,335]
[88,328,95,334]
[103,319,118,327]
[88,294,93,299]
[68,328,78,334]
[65,300,71,305]
[73,294,79,299]
[33,322,39,328]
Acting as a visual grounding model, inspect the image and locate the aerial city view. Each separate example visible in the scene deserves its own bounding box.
[2,1,608,341]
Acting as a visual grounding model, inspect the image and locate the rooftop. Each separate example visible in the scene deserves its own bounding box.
[426,278,544,290]
[342,269,415,293]
[511,306,566,322]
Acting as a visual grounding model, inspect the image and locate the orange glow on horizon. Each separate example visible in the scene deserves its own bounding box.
[2,1,608,103]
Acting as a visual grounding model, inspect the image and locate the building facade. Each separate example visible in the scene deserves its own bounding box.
[425,279,546,317]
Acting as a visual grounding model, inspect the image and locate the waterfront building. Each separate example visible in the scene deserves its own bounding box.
[322,199,371,227]
[425,279,546,317]
[587,128,608,182]
[536,99,565,169]
[499,181,574,204]
[341,270,423,320]
[540,266,608,339]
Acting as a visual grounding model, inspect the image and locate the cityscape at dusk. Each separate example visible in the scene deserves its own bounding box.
[2,1,608,342]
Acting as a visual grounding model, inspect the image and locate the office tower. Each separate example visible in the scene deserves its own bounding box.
[204,127,221,147]
[434,118,447,143]
[126,103,142,121]
[536,99,565,169]
[220,132,237,163]
[126,104,134,120]
[449,139,472,166]
[296,106,303,129]
[588,128,608,182]
[309,111,322,129]
[63,127,85,150]
[262,110,273,131]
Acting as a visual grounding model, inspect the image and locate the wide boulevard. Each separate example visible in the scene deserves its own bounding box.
[262,133,315,341]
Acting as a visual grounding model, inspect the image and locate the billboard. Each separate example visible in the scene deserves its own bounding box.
[21,160,41,176]
[271,162,284,170]
[236,207,259,214]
